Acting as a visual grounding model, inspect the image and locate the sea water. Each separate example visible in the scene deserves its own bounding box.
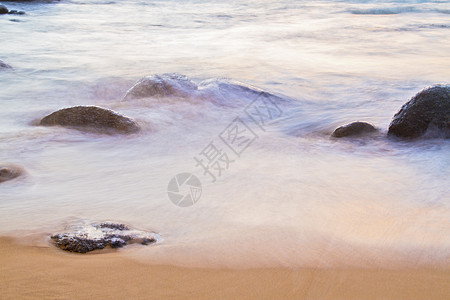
[0,0,449,268]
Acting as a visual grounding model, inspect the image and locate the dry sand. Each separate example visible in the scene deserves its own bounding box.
[1,237,449,300]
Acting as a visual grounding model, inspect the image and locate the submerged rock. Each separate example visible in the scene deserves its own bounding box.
[198,78,285,105]
[332,121,377,138]
[123,74,285,108]
[51,222,158,253]
[0,60,12,70]
[0,5,8,14]
[388,85,450,138]
[39,106,140,134]
[123,73,198,100]
[0,165,24,183]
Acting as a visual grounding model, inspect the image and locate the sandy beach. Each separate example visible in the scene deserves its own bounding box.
[1,237,449,300]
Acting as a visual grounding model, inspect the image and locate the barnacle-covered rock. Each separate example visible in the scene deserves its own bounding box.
[51,221,158,253]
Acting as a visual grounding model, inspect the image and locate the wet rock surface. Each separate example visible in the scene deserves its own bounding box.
[51,222,158,253]
[123,73,198,100]
[0,5,8,14]
[388,85,450,139]
[39,106,140,134]
[0,165,24,183]
[8,10,26,15]
[332,121,377,138]
[0,4,26,15]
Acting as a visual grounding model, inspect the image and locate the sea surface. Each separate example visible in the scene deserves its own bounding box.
[0,0,449,268]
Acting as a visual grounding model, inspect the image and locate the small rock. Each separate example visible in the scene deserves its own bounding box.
[8,10,26,15]
[0,5,8,15]
[0,165,24,183]
[51,221,158,253]
[388,85,450,138]
[332,121,377,138]
[39,106,140,134]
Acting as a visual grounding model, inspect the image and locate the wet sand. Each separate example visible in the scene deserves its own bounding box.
[0,237,449,299]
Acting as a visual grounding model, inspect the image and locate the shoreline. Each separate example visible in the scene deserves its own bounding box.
[1,237,449,299]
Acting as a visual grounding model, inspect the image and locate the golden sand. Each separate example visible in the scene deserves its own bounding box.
[1,237,449,299]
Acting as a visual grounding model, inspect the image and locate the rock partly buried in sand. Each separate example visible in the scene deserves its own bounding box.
[388,85,450,139]
[51,222,158,253]
[40,106,140,134]
[332,121,377,138]
[0,165,24,183]
[123,73,198,100]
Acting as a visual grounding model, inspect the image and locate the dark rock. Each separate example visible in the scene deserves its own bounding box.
[51,222,158,253]
[123,73,198,100]
[388,85,450,138]
[0,165,24,183]
[99,222,129,231]
[39,106,140,134]
[332,121,377,138]
[8,10,25,15]
[0,5,8,14]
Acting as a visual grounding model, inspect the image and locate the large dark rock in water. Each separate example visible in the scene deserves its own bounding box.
[388,85,450,138]
[0,165,24,183]
[40,106,140,134]
[332,121,377,138]
[51,222,158,253]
